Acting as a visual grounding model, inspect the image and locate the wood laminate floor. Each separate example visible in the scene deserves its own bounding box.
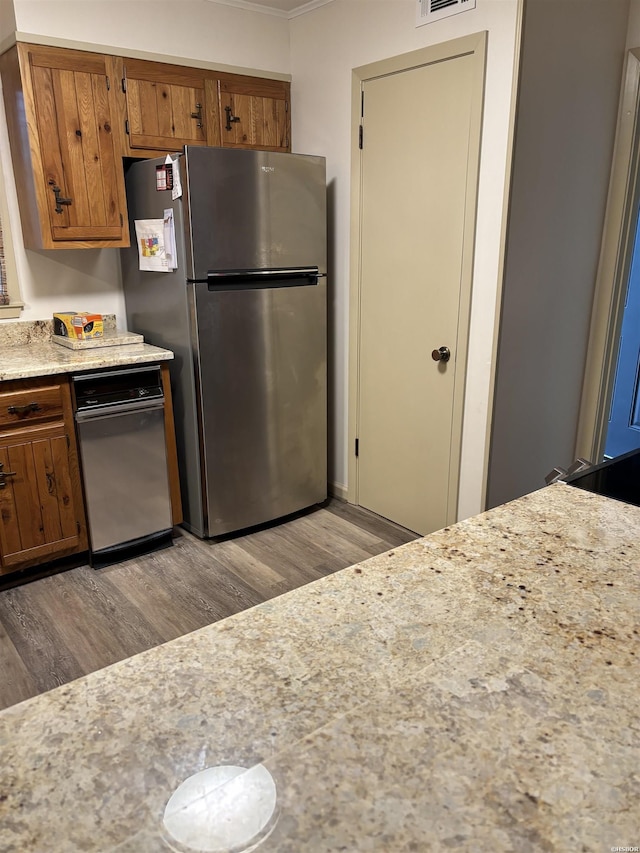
[0,500,417,712]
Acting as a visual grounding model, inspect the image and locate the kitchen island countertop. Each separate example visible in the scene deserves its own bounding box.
[0,483,638,851]
[0,318,172,380]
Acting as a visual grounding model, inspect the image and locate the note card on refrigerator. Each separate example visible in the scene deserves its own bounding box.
[135,219,170,273]
[163,209,178,271]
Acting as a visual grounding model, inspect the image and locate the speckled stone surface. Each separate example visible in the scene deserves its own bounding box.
[51,329,144,349]
[0,318,172,380]
[0,485,638,852]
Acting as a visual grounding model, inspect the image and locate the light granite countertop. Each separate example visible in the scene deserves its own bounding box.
[0,319,172,381]
[0,484,638,851]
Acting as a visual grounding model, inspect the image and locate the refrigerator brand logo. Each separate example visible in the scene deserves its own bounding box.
[261,166,276,173]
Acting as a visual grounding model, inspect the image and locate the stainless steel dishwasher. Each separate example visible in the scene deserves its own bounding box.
[73,365,173,565]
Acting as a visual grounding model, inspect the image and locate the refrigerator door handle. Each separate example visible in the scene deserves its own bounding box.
[205,267,322,291]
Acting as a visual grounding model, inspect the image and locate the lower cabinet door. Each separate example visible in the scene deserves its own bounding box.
[0,430,84,571]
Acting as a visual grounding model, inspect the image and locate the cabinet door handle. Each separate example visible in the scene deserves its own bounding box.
[50,184,73,214]
[224,105,241,131]
[8,402,41,416]
[191,102,203,128]
[0,470,17,489]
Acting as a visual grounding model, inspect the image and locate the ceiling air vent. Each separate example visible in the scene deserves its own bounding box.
[416,0,476,27]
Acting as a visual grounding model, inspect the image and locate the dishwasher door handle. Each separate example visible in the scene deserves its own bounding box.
[75,398,164,422]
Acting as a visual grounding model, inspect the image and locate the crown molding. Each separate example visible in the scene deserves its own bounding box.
[203,0,334,20]
[7,32,290,81]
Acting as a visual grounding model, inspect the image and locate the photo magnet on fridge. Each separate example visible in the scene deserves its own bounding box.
[156,163,174,191]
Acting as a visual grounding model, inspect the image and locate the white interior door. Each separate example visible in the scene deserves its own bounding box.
[356,47,482,535]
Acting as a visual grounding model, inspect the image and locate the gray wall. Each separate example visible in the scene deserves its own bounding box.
[487,0,630,508]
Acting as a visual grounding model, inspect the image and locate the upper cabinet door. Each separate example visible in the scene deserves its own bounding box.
[122,59,210,152]
[0,44,129,249]
[22,45,127,247]
[29,47,126,244]
[219,75,290,152]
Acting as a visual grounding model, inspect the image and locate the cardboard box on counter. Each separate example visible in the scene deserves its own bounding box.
[53,312,103,340]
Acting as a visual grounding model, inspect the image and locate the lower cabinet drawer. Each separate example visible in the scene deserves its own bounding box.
[0,383,64,430]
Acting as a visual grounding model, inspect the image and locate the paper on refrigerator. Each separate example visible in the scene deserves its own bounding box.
[135,217,176,273]
[156,154,182,200]
[163,209,178,270]
[169,154,183,200]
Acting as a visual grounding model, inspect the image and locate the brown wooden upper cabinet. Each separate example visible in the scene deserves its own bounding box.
[0,44,129,250]
[115,59,290,156]
[218,73,290,151]
[0,43,292,250]
[118,58,217,155]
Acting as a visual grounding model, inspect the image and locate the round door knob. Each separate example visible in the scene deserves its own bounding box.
[431,346,451,363]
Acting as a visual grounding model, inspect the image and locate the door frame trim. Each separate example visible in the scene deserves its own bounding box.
[347,32,487,526]
[576,48,640,463]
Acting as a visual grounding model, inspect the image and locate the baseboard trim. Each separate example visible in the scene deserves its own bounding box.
[328,481,348,501]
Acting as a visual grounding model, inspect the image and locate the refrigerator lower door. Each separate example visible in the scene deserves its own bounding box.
[192,276,327,536]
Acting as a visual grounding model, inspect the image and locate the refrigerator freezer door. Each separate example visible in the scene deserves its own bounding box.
[192,277,327,536]
[183,147,326,279]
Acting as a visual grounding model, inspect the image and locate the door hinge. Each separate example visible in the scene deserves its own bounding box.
[125,119,130,135]
[355,438,359,457]
[285,100,289,112]
[359,125,363,149]
[77,521,81,535]
[361,89,364,117]
[120,213,124,227]
[66,433,70,449]
[106,76,110,91]
[121,77,127,93]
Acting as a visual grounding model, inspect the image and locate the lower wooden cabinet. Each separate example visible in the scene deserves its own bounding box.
[0,429,86,570]
[0,366,182,576]
[0,377,87,574]
[161,363,183,528]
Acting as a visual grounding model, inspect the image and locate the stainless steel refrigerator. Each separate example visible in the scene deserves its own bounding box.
[120,146,327,538]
